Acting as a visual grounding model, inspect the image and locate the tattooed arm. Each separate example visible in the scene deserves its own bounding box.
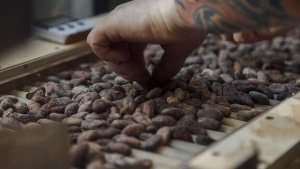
[176,0,300,35]
[88,0,299,85]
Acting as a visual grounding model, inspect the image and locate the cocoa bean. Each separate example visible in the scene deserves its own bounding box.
[122,124,145,137]
[151,116,176,128]
[141,135,163,151]
[249,91,270,105]
[171,126,193,142]
[0,117,22,130]
[65,103,79,116]
[114,134,142,148]
[107,142,131,155]
[196,134,214,145]
[142,100,156,118]
[147,88,162,99]
[197,117,221,130]
[156,127,171,145]
[81,119,110,130]
[161,108,184,120]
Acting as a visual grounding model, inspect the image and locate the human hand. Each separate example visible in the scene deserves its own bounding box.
[87,0,206,86]
[221,26,295,43]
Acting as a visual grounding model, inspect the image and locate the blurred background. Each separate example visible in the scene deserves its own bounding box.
[0,0,130,50]
[33,0,130,21]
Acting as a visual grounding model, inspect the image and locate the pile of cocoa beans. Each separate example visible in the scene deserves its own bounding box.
[0,29,300,169]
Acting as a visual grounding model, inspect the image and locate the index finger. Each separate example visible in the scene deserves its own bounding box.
[87,19,131,63]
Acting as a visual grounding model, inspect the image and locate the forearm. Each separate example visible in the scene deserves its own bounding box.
[175,0,300,34]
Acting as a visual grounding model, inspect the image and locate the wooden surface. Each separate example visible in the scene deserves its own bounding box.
[0,14,106,87]
[185,93,300,169]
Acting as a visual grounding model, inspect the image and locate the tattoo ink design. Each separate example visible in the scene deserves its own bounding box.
[194,6,241,34]
[175,0,295,34]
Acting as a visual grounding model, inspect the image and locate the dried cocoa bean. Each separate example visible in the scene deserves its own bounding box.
[62,117,83,126]
[151,116,176,128]
[122,124,145,137]
[197,105,224,121]
[141,135,163,151]
[196,134,214,145]
[0,117,22,130]
[161,107,184,120]
[114,134,142,148]
[65,103,79,116]
[249,91,270,105]
[236,110,258,121]
[230,104,252,112]
[197,117,221,130]
[49,113,67,122]
[92,99,110,113]
[142,100,156,118]
[107,142,131,156]
[147,88,163,99]
[139,132,154,141]
[81,119,109,130]
[171,126,193,142]
[156,127,171,145]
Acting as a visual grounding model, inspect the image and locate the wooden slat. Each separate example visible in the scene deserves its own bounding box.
[131,149,182,168]
[169,140,206,154]
[222,118,246,128]
[184,93,300,169]
[156,146,194,160]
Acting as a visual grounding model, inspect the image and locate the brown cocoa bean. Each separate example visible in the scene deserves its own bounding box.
[197,105,224,121]
[49,113,67,122]
[107,142,131,156]
[85,112,109,120]
[65,103,79,116]
[139,132,154,141]
[14,102,28,114]
[71,111,89,119]
[132,113,152,126]
[111,120,133,130]
[122,124,145,137]
[236,91,254,107]
[0,98,14,110]
[141,135,163,151]
[171,126,193,142]
[197,117,221,130]
[230,104,252,112]
[187,121,207,135]
[92,99,110,113]
[13,113,42,124]
[135,95,149,106]
[151,116,176,128]
[196,134,214,145]
[114,134,142,148]
[145,125,157,133]
[156,127,171,145]
[62,117,83,126]
[212,104,231,118]
[236,110,258,121]
[78,101,93,113]
[142,100,156,118]
[184,98,202,109]
[69,143,89,168]
[161,107,184,120]
[174,88,186,101]
[249,91,270,105]
[81,119,109,130]
[147,87,163,99]
[212,82,223,96]
[0,117,22,130]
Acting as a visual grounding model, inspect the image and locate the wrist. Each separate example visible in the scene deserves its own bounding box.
[153,0,202,36]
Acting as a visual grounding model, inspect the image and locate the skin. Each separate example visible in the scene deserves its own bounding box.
[88,0,300,86]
